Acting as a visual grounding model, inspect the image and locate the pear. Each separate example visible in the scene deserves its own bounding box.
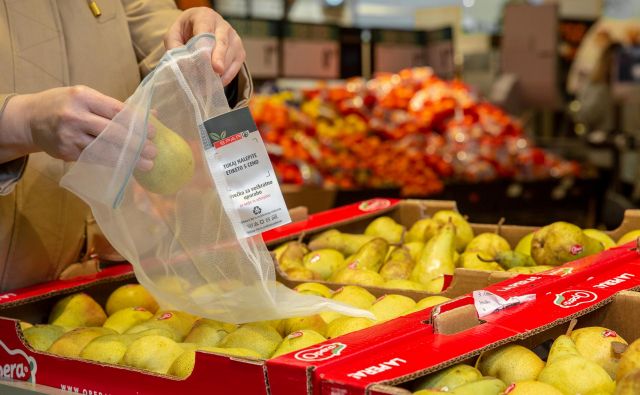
[369,295,416,322]
[48,327,116,358]
[22,325,66,352]
[570,326,627,378]
[271,330,327,358]
[492,251,535,270]
[504,381,563,395]
[102,307,153,334]
[321,286,376,324]
[477,344,544,384]
[531,222,604,266]
[404,242,426,262]
[345,238,389,272]
[459,252,504,272]
[308,229,375,256]
[616,368,640,395]
[272,242,290,262]
[153,275,191,296]
[451,377,506,395]
[302,249,344,280]
[380,247,414,280]
[19,322,32,331]
[133,116,194,195]
[218,323,282,359]
[168,346,261,378]
[382,279,428,291]
[49,293,107,328]
[515,232,534,255]
[279,315,327,337]
[183,319,237,347]
[294,283,332,298]
[538,335,615,394]
[406,218,439,243]
[618,229,640,246]
[326,317,375,338]
[122,335,188,374]
[413,363,482,391]
[507,265,554,274]
[105,284,159,316]
[584,229,616,249]
[617,337,640,381]
[364,216,405,244]
[413,390,449,395]
[80,333,135,364]
[414,296,451,310]
[330,266,385,287]
[465,233,511,257]
[278,242,309,271]
[410,223,456,289]
[284,266,318,280]
[125,310,198,341]
[432,210,474,252]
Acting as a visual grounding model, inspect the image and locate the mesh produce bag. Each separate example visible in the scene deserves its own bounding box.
[61,34,370,323]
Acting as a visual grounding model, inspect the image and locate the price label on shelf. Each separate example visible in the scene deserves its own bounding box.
[282,23,340,79]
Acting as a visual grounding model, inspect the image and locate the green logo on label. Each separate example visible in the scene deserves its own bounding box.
[208,130,227,142]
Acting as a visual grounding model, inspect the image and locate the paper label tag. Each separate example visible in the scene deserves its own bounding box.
[201,107,291,238]
[473,290,536,318]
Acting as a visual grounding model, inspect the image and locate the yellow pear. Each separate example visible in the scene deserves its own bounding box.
[168,346,261,378]
[294,283,332,298]
[364,216,405,244]
[380,247,414,281]
[404,241,426,262]
[617,230,640,246]
[326,317,375,339]
[616,368,640,395]
[410,223,456,288]
[459,252,504,272]
[271,330,327,358]
[583,229,616,250]
[570,326,627,378]
[133,116,195,195]
[279,315,327,337]
[531,222,604,266]
[515,232,534,255]
[404,296,452,315]
[477,344,544,384]
[153,276,191,296]
[48,327,116,358]
[308,229,375,256]
[302,249,345,280]
[382,279,429,291]
[284,266,319,280]
[432,210,474,252]
[369,295,416,322]
[218,323,282,359]
[330,265,385,287]
[406,218,439,243]
[49,293,107,328]
[19,322,32,331]
[465,233,511,256]
[504,381,563,395]
[617,337,640,381]
[413,363,482,391]
[183,319,237,347]
[122,335,188,374]
[320,286,376,324]
[125,310,198,341]
[22,325,66,352]
[507,265,554,274]
[102,307,153,333]
[344,238,389,272]
[451,377,506,395]
[276,241,308,271]
[79,328,174,365]
[105,284,159,315]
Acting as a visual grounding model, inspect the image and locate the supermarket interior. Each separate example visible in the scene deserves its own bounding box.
[4,0,640,394]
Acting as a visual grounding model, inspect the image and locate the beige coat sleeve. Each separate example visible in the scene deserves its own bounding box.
[0,94,28,195]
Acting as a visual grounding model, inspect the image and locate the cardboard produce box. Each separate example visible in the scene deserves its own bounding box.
[314,245,640,395]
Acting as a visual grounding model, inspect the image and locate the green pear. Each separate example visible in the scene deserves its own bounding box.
[183,319,237,347]
[507,265,554,274]
[459,252,504,271]
[279,315,327,337]
[616,368,640,395]
[345,238,389,272]
[382,279,429,291]
[49,293,107,328]
[618,230,640,246]
[133,116,195,195]
[404,242,426,262]
[48,327,116,358]
[125,310,198,341]
[515,232,534,255]
[410,223,456,289]
[504,381,563,395]
[168,346,261,378]
[570,326,628,378]
[302,249,345,280]
[452,377,507,395]
[294,283,332,298]
[493,251,536,270]
[432,210,474,252]
[284,266,319,280]
[326,317,375,338]
[102,307,153,334]
[22,325,66,352]
[364,216,405,244]
[477,344,544,384]
[369,295,416,322]
[330,265,385,287]
[617,337,640,381]
[79,328,175,364]
[413,363,482,391]
[308,229,375,256]
[406,218,439,243]
[531,222,604,266]
[278,241,309,271]
[271,330,327,358]
[122,335,188,374]
[584,229,616,250]
[105,284,159,316]
[218,323,282,359]
[380,247,414,280]
[321,286,376,323]
[465,233,511,257]
[538,335,615,394]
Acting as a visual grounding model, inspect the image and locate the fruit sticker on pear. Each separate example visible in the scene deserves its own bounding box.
[201,107,290,238]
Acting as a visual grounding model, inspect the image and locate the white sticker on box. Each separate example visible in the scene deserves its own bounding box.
[201,107,291,238]
[473,290,536,318]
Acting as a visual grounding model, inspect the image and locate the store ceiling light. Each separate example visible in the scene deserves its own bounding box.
[462,0,475,7]
[324,0,345,7]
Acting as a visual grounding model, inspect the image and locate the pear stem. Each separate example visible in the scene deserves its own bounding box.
[496,217,505,235]
[612,341,629,359]
[565,319,578,336]
[477,254,495,263]
[297,232,306,243]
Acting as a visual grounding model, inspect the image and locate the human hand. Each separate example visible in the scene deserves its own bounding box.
[15,86,156,170]
[164,7,246,86]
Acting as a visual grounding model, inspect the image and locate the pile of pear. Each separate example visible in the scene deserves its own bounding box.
[411,325,640,395]
[20,283,450,379]
[274,211,640,292]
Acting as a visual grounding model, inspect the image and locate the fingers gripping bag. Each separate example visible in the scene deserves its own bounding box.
[61,34,371,323]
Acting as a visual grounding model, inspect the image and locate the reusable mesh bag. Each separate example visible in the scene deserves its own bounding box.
[61,34,370,323]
